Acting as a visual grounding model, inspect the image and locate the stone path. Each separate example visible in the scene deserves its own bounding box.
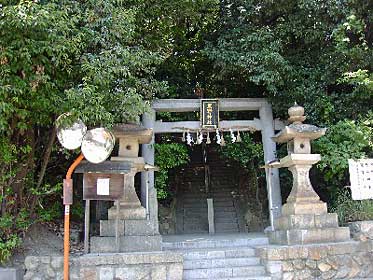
[163,233,271,280]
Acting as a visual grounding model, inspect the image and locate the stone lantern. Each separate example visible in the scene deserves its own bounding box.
[268,103,350,245]
[108,124,153,220]
[90,124,161,253]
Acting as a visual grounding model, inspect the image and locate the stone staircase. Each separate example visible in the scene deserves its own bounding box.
[176,151,245,234]
[209,162,242,233]
[162,234,271,280]
[176,165,209,233]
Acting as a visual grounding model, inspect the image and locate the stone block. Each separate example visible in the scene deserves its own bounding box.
[292,259,305,270]
[125,220,158,236]
[101,219,158,237]
[328,241,357,255]
[275,214,315,230]
[115,266,151,280]
[318,262,331,272]
[266,261,282,274]
[90,235,162,253]
[108,206,146,220]
[151,265,166,280]
[275,213,338,230]
[321,270,336,279]
[305,259,316,269]
[281,202,327,216]
[268,227,350,245]
[261,246,289,261]
[167,263,183,280]
[287,246,308,259]
[100,220,125,236]
[50,257,63,269]
[80,268,97,280]
[100,267,114,280]
[0,268,23,280]
[308,246,324,260]
[314,213,338,228]
[24,256,40,270]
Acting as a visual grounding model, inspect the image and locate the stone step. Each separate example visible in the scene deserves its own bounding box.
[215,212,237,218]
[90,235,162,253]
[183,213,208,218]
[213,201,234,207]
[178,247,257,260]
[183,210,208,216]
[182,213,208,218]
[183,223,208,230]
[215,228,240,233]
[214,206,236,212]
[183,230,209,234]
[181,195,209,199]
[162,237,268,250]
[182,197,232,203]
[210,197,234,202]
[215,223,240,231]
[210,192,235,196]
[184,257,261,269]
[183,266,266,279]
[193,277,271,280]
[215,218,238,223]
[183,218,208,224]
[183,205,208,209]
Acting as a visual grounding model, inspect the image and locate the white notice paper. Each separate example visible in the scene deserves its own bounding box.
[97,178,110,196]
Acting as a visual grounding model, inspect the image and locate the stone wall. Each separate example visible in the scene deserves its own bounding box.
[349,220,373,241]
[24,252,183,280]
[257,240,373,279]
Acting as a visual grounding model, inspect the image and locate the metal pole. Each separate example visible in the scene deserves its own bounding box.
[63,154,84,280]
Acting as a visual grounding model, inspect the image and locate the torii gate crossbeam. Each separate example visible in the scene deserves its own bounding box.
[140,98,283,229]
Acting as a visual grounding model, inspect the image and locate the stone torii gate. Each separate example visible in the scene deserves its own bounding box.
[140,98,284,223]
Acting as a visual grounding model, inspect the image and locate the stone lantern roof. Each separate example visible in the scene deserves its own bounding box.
[113,123,153,144]
[272,103,326,144]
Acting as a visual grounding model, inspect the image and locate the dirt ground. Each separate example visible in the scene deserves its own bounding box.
[6,221,84,269]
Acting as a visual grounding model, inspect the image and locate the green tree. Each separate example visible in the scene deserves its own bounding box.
[0,0,167,262]
[155,143,189,199]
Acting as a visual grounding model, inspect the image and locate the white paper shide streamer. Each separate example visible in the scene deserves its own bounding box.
[230,129,236,143]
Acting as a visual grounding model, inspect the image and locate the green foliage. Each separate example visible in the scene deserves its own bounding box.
[219,133,263,168]
[314,120,372,190]
[0,209,30,264]
[155,143,189,199]
[0,0,167,261]
[330,189,373,225]
[0,234,20,265]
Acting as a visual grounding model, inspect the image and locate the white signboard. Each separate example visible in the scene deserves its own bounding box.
[97,178,110,196]
[349,159,373,200]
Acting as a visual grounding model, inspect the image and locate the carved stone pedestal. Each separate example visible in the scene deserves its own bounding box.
[267,104,350,245]
[268,155,350,245]
[91,124,161,253]
[107,168,147,220]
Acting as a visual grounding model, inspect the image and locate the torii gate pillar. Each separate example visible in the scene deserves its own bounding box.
[140,99,283,231]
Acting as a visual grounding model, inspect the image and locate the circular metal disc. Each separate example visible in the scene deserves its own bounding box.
[81,128,115,163]
[56,113,87,150]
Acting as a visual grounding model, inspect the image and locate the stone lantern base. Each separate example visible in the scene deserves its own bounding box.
[267,154,350,245]
[268,211,351,245]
